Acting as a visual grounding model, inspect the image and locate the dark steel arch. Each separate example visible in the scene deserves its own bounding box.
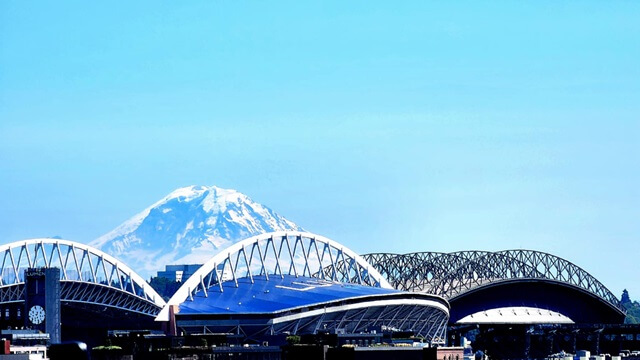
[362,250,625,322]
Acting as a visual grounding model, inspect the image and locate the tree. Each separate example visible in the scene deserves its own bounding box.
[148,276,181,301]
[621,289,640,324]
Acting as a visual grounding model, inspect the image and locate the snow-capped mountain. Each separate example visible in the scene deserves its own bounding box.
[91,185,304,279]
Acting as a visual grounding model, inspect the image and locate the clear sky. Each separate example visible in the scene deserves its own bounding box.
[1,2,638,298]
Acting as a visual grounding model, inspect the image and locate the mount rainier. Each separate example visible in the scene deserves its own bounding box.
[91,185,304,279]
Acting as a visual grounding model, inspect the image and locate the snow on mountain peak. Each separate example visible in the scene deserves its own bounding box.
[91,185,304,279]
[165,185,209,201]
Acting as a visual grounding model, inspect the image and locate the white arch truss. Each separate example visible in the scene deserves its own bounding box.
[157,231,391,321]
[0,238,166,316]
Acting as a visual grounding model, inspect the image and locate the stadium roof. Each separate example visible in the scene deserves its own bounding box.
[177,275,444,315]
[161,232,451,343]
[456,306,573,324]
[174,275,450,342]
[157,231,391,322]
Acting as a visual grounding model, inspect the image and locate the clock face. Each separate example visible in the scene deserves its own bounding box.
[28,305,45,325]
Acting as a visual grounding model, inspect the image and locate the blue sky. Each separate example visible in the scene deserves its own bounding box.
[1,2,639,298]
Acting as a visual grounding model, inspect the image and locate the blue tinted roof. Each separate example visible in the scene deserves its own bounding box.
[178,275,402,315]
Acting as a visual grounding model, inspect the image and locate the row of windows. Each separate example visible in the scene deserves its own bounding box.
[1,307,22,320]
[603,334,640,341]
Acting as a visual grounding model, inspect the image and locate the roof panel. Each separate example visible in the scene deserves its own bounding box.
[178,275,402,315]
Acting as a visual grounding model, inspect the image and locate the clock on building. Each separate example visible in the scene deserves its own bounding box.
[28,305,46,325]
[24,268,61,343]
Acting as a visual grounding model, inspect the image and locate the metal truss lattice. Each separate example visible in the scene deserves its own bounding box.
[158,231,391,321]
[362,250,623,313]
[0,239,166,317]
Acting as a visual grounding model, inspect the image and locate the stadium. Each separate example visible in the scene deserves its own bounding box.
[0,232,451,347]
[0,230,629,356]
[157,231,450,344]
[0,239,165,345]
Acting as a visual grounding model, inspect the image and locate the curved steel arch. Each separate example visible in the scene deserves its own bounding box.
[0,238,166,317]
[363,250,624,314]
[158,231,391,321]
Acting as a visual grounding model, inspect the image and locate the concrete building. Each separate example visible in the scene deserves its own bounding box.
[157,264,202,282]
